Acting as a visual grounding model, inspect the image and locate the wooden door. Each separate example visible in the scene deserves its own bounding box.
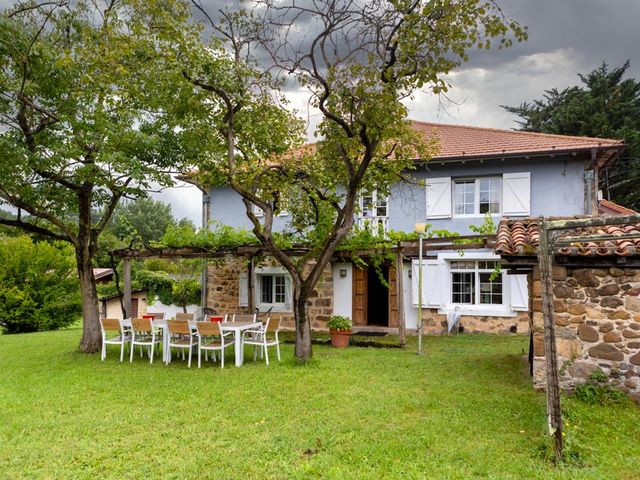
[388,266,398,328]
[352,266,368,326]
[131,298,139,318]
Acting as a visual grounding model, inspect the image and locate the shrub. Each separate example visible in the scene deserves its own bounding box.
[0,236,81,333]
[573,370,627,405]
[328,315,352,331]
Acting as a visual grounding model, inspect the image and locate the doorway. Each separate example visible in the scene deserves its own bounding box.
[353,263,396,328]
[367,265,389,326]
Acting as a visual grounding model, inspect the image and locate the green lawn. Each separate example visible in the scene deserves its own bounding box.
[0,330,638,479]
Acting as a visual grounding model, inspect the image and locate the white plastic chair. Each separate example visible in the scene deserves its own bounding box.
[166,320,196,367]
[100,318,132,362]
[242,317,281,365]
[130,317,162,363]
[195,321,233,368]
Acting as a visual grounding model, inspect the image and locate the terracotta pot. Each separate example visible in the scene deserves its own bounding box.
[329,329,352,348]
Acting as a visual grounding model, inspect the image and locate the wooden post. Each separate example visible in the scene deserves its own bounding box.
[123,258,132,319]
[395,250,406,347]
[248,256,255,312]
[538,216,563,461]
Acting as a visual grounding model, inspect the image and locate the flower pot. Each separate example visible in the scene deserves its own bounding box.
[329,329,352,348]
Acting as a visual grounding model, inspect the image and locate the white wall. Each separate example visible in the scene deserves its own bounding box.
[403,263,419,329]
[332,263,353,319]
[147,300,200,320]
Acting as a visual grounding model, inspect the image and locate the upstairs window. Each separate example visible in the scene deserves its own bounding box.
[450,260,502,306]
[360,190,388,218]
[453,177,501,216]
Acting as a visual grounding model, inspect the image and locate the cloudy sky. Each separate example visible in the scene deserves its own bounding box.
[3,0,639,223]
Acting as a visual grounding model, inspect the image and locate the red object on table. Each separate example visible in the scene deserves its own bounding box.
[142,314,155,320]
[209,316,224,323]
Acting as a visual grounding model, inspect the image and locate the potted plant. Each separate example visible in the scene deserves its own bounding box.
[328,315,352,348]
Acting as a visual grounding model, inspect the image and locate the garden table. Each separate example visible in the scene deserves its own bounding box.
[219,321,262,367]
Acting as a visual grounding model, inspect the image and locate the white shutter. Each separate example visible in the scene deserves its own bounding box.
[510,274,528,311]
[284,274,293,310]
[238,272,249,307]
[425,177,452,219]
[412,260,444,307]
[503,172,530,216]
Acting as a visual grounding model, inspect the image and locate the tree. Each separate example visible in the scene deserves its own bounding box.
[0,1,189,351]
[0,236,81,333]
[146,0,526,361]
[504,61,640,210]
[107,197,177,245]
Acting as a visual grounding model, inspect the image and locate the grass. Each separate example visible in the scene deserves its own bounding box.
[0,330,638,479]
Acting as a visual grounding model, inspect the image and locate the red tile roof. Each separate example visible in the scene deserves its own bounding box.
[411,121,624,159]
[496,218,640,257]
[598,199,638,216]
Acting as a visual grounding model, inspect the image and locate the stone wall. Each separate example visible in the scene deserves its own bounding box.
[206,255,334,331]
[422,309,529,335]
[531,265,640,402]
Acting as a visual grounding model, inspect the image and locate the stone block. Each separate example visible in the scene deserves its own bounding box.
[623,329,640,339]
[555,315,571,327]
[586,307,605,320]
[578,324,599,342]
[603,331,623,343]
[573,269,600,287]
[625,296,640,312]
[533,334,544,357]
[557,339,581,358]
[566,303,586,315]
[553,284,574,299]
[570,315,585,324]
[610,267,626,277]
[628,341,640,348]
[598,283,620,296]
[630,352,640,366]
[532,280,542,298]
[588,343,624,361]
[600,296,623,308]
[552,266,567,281]
[599,321,614,333]
[630,323,640,331]
[568,362,600,378]
[609,310,631,320]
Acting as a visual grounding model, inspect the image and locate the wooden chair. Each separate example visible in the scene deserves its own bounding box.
[130,317,162,364]
[242,316,281,365]
[231,313,257,323]
[175,312,194,321]
[166,320,196,367]
[100,318,132,362]
[195,321,233,368]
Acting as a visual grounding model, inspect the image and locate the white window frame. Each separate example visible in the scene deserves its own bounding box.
[449,260,503,307]
[452,177,502,218]
[258,273,286,306]
[252,189,289,218]
[254,266,292,312]
[358,190,389,236]
[436,252,514,317]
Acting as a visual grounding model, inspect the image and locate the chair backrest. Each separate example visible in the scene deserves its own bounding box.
[131,317,152,333]
[266,317,280,333]
[101,318,121,332]
[232,313,257,323]
[196,321,222,337]
[146,312,165,320]
[175,312,194,321]
[167,320,191,335]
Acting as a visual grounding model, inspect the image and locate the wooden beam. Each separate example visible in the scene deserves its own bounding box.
[123,258,132,319]
[538,217,564,461]
[395,250,406,347]
[546,214,640,231]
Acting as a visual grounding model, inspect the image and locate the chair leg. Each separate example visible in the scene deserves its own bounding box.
[221,348,224,369]
[264,342,269,366]
[253,344,257,362]
[276,341,281,362]
[198,345,202,369]
[101,342,106,361]
[150,342,155,364]
[120,342,125,363]
[130,341,135,362]
[187,344,192,368]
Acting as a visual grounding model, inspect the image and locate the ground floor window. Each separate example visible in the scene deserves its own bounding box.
[258,273,286,306]
[450,260,502,305]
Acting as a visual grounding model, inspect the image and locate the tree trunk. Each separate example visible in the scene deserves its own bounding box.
[293,294,312,362]
[76,245,101,353]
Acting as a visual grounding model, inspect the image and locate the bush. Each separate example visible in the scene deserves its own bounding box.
[573,370,627,405]
[0,236,81,333]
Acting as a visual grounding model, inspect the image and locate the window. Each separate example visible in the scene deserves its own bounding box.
[450,260,502,305]
[360,190,388,218]
[453,177,501,216]
[252,189,289,217]
[258,274,286,305]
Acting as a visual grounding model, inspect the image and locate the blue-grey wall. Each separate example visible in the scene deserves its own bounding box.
[208,155,589,235]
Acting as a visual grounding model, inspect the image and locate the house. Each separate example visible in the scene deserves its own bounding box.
[99,288,201,320]
[93,268,114,284]
[199,121,625,333]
